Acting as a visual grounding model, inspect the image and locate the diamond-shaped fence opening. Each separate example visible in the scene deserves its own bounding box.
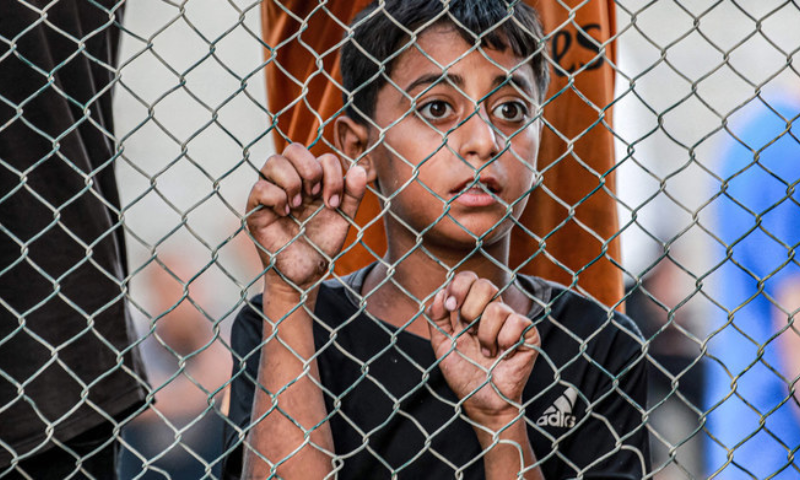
[1,1,799,479]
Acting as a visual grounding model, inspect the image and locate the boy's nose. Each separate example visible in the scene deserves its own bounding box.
[456,106,502,164]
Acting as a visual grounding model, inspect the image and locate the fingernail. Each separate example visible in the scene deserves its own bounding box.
[312,182,321,195]
[330,194,340,208]
[284,204,290,215]
[445,296,457,311]
[293,194,302,208]
[481,347,491,357]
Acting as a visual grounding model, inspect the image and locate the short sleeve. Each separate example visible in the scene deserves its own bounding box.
[220,296,264,480]
[566,323,649,479]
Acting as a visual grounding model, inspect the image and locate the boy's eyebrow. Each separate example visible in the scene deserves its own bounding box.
[404,73,464,94]
[403,72,535,97]
[498,74,535,97]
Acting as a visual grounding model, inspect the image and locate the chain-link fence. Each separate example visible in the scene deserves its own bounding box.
[1,0,799,479]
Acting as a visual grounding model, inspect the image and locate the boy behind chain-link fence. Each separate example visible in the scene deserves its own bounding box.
[223,1,650,478]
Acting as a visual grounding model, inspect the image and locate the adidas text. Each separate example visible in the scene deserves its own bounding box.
[536,387,578,428]
[536,410,576,428]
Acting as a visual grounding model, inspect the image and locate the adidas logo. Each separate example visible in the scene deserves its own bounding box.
[536,387,578,428]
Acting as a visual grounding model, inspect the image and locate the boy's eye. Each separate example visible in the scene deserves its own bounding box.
[492,101,528,123]
[418,101,453,121]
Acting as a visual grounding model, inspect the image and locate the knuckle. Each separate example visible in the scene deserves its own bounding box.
[483,302,501,317]
[261,154,278,167]
[512,312,530,326]
[299,158,323,180]
[319,153,340,167]
[263,156,294,181]
[510,316,531,336]
[251,179,267,193]
[283,142,307,157]
[261,157,278,176]
[460,304,480,321]
[265,152,286,165]
[485,301,509,318]
[476,278,499,296]
[477,316,497,335]
[453,271,478,292]
[502,322,524,347]
[250,180,274,201]
[459,271,479,282]
[283,177,300,194]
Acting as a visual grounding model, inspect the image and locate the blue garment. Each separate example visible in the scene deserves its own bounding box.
[705,98,800,478]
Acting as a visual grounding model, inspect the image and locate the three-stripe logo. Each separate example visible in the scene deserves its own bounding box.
[536,386,578,428]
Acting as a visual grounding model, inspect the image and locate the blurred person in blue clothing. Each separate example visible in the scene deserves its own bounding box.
[705,95,800,478]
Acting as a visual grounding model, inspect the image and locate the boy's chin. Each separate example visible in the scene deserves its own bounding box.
[424,220,513,249]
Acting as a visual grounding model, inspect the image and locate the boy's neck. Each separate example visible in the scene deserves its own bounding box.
[361,230,530,337]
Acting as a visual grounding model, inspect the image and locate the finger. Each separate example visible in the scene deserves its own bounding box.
[261,155,303,210]
[319,153,344,209]
[283,143,324,197]
[339,164,368,219]
[427,290,456,361]
[246,179,290,218]
[459,278,500,326]
[521,321,540,351]
[443,271,479,315]
[497,314,535,356]
[476,302,513,357]
[427,289,454,336]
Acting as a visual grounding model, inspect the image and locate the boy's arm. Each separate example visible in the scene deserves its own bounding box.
[471,414,541,480]
[242,144,366,478]
[244,286,331,478]
[428,273,545,480]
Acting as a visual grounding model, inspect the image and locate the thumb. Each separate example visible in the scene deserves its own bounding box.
[338,165,368,220]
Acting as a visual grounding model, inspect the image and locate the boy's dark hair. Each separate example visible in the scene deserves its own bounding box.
[340,0,550,125]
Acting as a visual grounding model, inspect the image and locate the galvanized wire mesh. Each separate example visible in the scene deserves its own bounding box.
[1,0,799,479]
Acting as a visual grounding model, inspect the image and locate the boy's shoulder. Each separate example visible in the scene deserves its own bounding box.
[235,269,643,350]
[527,276,644,367]
[536,277,641,336]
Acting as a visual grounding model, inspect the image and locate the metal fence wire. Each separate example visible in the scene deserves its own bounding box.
[1,0,799,479]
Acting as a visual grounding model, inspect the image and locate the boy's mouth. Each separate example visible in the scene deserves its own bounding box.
[450,178,501,207]
[451,177,501,195]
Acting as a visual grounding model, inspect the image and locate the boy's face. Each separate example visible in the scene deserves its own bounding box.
[367,26,541,248]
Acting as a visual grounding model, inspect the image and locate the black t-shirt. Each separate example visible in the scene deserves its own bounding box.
[0,0,146,465]
[223,266,650,479]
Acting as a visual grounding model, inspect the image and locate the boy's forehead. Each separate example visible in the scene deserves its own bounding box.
[389,26,535,92]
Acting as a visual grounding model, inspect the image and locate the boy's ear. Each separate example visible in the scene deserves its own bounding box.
[334,116,377,182]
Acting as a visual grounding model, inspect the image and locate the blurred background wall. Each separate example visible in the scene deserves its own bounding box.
[114,0,266,476]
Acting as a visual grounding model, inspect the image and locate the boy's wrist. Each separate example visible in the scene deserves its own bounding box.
[263,270,322,300]
[472,416,539,480]
[466,408,527,441]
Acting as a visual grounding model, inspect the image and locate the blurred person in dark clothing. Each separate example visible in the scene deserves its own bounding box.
[0,1,147,478]
[625,259,706,479]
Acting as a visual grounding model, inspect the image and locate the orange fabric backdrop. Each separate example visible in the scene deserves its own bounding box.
[260,0,623,308]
